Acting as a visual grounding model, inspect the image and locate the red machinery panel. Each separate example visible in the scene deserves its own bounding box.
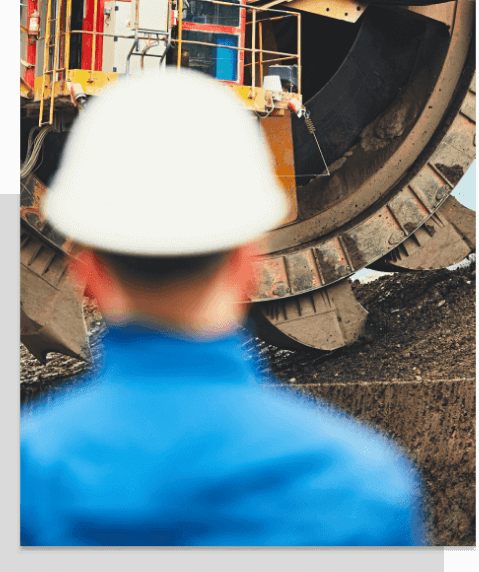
[82,0,133,72]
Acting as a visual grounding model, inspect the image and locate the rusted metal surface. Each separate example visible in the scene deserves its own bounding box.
[248,278,367,351]
[21,173,72,251]
[407,2,456,28]
[281,0,367,24]
[20,78,34,100]
[260,113,298,224]
[250,1,475,303]
[21,220,89,364]
[257,0,474,256]
[370,196,475,272]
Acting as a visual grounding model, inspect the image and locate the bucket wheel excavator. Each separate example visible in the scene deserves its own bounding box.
[20,0,475,362]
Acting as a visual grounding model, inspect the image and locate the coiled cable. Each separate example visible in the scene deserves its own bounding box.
[304,112,330,177]
[20,124,54,179]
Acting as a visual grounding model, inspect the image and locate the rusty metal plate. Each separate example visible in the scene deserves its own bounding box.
[258,0,474,256]
[249,278,367,351]
[20,222,89,364]
[260,113,298,225]
[406,2,456,28]
[21,172,72,251]
[373,195,476,271]
[272,0,367,24]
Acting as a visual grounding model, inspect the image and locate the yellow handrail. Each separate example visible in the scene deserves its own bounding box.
[39,0,53,125]
[90,0,98,82]
[64,0,72,76]
[49,0,64,124]
[33,0,301,116]
[177,0,183,69]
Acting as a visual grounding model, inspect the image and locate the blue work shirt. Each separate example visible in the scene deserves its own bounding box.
[21,324,428,546]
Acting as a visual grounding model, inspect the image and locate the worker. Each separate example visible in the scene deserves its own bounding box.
[21,69,429,547]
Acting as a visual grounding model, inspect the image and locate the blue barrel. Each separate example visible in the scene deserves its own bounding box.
[213,34,238,82]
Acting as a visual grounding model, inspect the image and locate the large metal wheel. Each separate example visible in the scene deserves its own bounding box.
[249,1,475,351]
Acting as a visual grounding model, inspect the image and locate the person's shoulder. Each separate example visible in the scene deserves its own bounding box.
[250,381,421,485]
[21,372,107,450]
[246,383,428,544]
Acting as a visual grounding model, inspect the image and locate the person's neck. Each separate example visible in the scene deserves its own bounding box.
[97,267,249,339]
[103,310,242,340]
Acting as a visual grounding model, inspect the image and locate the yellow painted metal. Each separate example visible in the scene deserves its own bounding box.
[50,0,64,124]
[227,84,266,111]
[261,113,298,225]
[177,0,183,69]
[277,0,366,24]
[259,20,263,87]
[252,9,257,95]
[39,0,53,125]
[34,69,120,100]
[90,0,99,82]
[64,0,72,76]
[227,84,301,114]
[297,11,301,96]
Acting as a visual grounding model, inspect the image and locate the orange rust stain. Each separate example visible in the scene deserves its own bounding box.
[32,181,46,213]
[260,113,298,225]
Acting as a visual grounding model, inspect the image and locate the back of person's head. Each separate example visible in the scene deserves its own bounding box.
[42,69,289,270]
[96,249,228,291]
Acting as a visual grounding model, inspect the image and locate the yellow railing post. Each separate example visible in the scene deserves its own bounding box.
[297,12,301,97]
[64,0,72,78]
[39,0,53,125]
[90,0,99,81]
[177,0,183,69]
[251,8,256,98]
[50,0,64,124]
[259,20,263,88]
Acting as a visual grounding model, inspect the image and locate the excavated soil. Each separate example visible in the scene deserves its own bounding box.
[255,260,476,385]
[20,258,476,546]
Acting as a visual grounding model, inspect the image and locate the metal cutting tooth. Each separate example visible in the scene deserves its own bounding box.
[20,221,89,364]
[369,196,475,272]
[248,279,367,352]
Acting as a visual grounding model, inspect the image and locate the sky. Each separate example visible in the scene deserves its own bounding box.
[355,159,476,282]
[451,159,476,210]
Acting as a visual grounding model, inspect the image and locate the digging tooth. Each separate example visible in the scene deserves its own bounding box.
[248,279,368,352]
[21,221,89,364]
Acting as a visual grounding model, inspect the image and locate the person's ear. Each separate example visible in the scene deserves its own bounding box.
[227,243,260,302]
[68,251,130,322]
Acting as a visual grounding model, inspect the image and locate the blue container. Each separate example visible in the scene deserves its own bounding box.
[213,34,238,82]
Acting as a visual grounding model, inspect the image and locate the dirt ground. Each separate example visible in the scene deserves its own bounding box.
[254,260,476,385]
[20,257,476,546]
[248,257,476,547]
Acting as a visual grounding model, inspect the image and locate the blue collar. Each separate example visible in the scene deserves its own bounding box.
[98,323,257,385]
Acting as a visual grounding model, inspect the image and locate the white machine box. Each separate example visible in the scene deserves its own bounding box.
[103,0,169,75]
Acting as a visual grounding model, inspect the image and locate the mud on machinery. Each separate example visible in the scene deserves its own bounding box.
[20,0,475,362]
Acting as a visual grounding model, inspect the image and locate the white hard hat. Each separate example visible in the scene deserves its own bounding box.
[43,68,289,256]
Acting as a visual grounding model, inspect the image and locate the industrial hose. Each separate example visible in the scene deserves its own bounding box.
[20,125,54,180]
